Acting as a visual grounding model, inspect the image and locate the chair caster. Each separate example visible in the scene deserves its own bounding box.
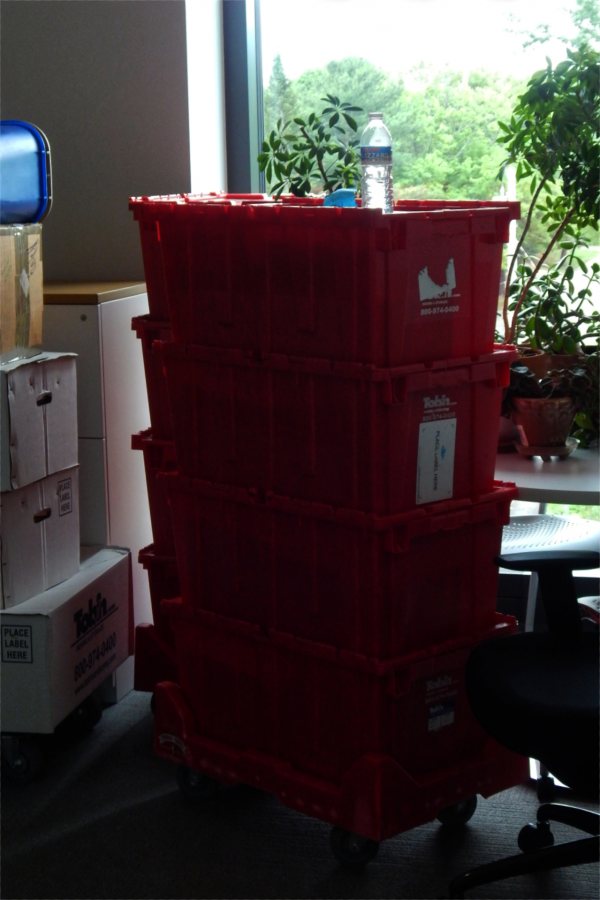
[518,820,555,853]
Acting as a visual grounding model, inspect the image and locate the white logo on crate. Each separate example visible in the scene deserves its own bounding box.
[423,394,451,411]
[418,257,460,316]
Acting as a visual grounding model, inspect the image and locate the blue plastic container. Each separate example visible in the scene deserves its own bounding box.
[0,120,52,224]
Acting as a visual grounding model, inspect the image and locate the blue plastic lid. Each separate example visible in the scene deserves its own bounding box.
[0,120,52,224]
[323,188,357,208]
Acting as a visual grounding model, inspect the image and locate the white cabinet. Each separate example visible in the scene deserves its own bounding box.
[43,283,153,697]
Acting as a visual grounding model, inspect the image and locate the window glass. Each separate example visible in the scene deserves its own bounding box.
[259,0,584,200]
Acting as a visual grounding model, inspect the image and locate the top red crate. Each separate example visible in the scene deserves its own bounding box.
[129,194,519,367]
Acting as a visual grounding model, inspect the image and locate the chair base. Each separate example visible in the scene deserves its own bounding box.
[448,804,600,898]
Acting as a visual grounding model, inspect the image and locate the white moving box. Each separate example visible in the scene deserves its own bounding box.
[0,547,133,733]
[1,467,80,608]
[0,351,78,491]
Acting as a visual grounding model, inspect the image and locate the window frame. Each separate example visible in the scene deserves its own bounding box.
[222,0,265,192]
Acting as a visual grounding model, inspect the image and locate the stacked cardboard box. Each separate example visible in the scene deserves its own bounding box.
[0,266,133,755]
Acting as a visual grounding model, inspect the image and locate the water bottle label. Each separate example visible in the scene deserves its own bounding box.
[361,146,392,165]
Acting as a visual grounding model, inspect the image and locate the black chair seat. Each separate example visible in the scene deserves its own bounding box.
[467,630,599,796]
[449,550,600,897]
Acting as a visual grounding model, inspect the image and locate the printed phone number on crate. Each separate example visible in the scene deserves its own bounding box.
[74,633,117,681]
[420,304,460,316]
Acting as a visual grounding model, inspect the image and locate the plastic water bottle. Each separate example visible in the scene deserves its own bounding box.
[360,112,393,212]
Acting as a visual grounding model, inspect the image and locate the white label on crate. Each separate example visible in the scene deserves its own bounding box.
[418,257,461,317]
[425,673,458,732]
[2,625,33,663]
[416,416,456,504]
[428,700,456,731]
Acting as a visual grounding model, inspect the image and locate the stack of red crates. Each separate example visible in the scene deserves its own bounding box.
[129,193,528,848]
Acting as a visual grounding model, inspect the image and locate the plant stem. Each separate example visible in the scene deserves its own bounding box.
[299,126,331,192]
[507,207,576,344]
[502,176,547,342]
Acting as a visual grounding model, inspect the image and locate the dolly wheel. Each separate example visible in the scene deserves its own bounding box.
[330,826,379,869]
[437,795,478,827]
[518,821,555,853]
[3,737,46,784]
[176,766,221,804]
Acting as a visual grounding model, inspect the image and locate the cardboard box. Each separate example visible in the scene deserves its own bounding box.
[1,467,80,608]
[0,546,133,733]
[0,351,78,491]
[0,225,44,359]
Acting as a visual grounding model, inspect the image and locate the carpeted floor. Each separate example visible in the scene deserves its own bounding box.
[2,690,598,900]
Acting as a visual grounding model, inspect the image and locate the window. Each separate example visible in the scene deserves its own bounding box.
[258,0,582,200]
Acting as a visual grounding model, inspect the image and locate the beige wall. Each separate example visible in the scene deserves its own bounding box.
[1,0,192,281]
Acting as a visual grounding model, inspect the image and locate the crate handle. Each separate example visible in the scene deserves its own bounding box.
[33,506,51,523]
[36,390,52,406]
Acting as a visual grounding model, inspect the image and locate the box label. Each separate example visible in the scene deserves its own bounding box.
[2,624,33,663]
[57,476,74,516]
[416,415,456,504]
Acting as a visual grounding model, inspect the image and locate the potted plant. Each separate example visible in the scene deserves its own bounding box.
[496,43,600,450]
[258,95,363,197]
[497,42,600,357]
[502,361,596,457]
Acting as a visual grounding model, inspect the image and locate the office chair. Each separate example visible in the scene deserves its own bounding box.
[448,549,600,898]
[501,514,600,631]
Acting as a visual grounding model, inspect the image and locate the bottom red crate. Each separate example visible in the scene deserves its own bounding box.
[153,609,528,842]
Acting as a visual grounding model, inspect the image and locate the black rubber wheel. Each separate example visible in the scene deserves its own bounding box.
[3,737,46,784]
[437,795,478,827]
[176,766,221,804]
[330,826,379,869]
[518,821,555,853]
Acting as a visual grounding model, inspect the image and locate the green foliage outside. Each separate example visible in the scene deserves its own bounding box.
[497,42,600,347]
[263,55,522,202]
[258,95,363,196]
[261,0,599,260]
[547,503,600,522]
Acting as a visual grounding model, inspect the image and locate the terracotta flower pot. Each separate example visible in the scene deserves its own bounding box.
[511,396,576,448]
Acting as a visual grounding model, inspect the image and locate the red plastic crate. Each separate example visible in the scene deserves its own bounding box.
[131,315,174,439]
[133,545,181,693]
[129,195,519,366]
[129,193,274,319]
[131,429,177,553]
[160,343,515,515]
[134,622,179,694]
[154,612,528,841]
[164,476,517,659]
[138,543,180,631]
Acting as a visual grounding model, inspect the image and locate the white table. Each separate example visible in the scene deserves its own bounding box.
[495,448,600,506]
